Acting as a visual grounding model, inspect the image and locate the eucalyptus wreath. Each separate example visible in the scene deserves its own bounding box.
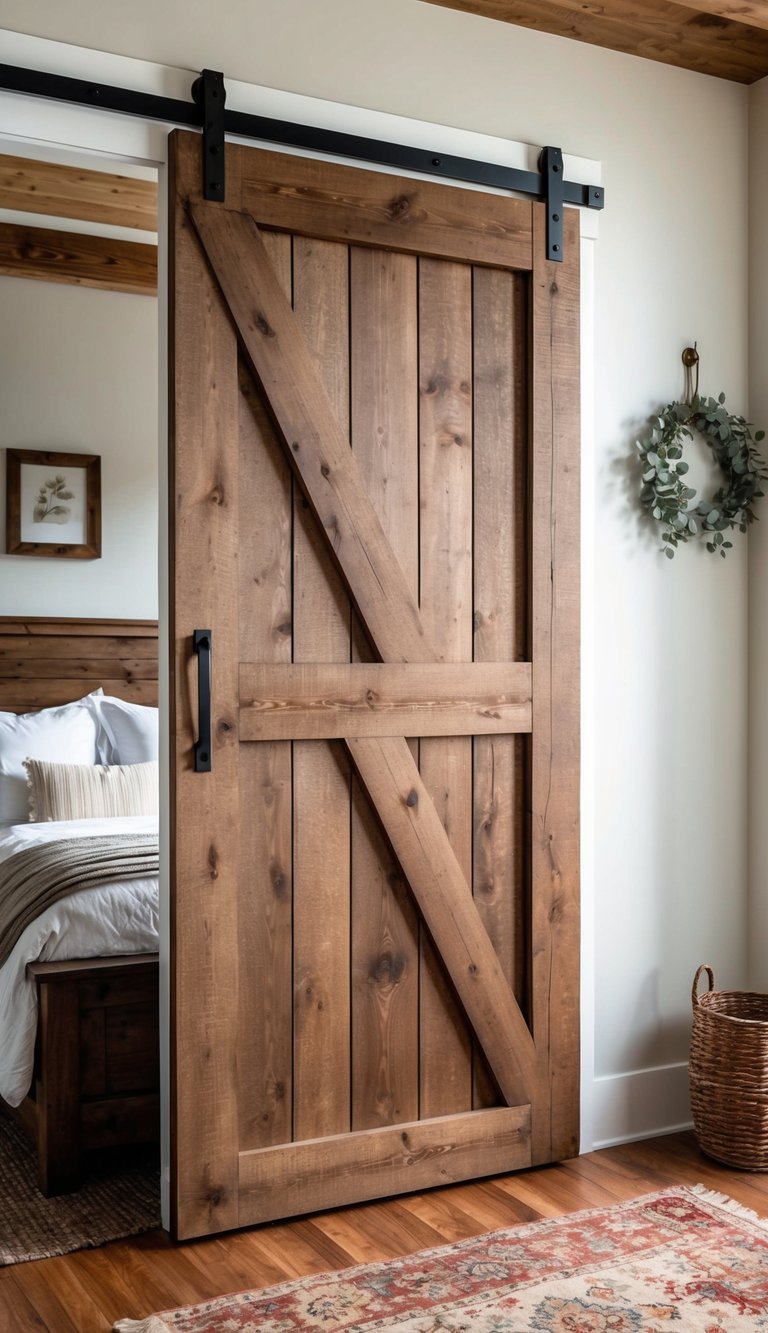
[636,394,768,559]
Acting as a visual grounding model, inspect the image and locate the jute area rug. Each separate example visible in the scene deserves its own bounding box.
[0,1113,160,1265]
[115,1185,768,1332]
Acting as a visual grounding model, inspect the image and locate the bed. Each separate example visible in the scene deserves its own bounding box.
[0,616,160,1195]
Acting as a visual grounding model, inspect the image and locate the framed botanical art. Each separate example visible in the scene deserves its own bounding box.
[5,449,101,559]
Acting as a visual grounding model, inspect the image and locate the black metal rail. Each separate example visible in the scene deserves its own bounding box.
[0,62,604,260]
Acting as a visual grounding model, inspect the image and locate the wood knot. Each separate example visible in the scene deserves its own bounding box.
[389,194,412,221]
[320,462,331,479]
[365,688,377,706]
[549,280,559,296]
[208,485,224,506]
[255,312,276,337]
[292,441,300,452]
[276,619,292,637]
[468,962,478,975]
[405,788,418,808]
[370,952,405,985]
[207,845,219,880]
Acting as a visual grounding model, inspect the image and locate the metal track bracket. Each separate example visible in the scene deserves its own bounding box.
[191,69,226,201]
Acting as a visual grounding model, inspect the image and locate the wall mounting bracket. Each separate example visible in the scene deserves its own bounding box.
[0,62,604,258]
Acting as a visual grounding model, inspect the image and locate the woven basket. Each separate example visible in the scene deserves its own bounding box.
[689,964,768,1170]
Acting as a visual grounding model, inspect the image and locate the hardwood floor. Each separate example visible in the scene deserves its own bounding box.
[3,1132,768,1332]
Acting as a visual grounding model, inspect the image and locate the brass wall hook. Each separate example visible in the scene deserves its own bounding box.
[682,343,699,403]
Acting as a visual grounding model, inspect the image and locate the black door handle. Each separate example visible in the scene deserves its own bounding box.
[193,629,212,772]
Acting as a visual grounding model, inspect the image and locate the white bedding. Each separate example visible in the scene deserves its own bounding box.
[0,815,159,1107]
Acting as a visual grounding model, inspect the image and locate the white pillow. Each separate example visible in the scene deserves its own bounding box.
[93,697,159,766]
[0,694,101,825]
[24,758,159,821]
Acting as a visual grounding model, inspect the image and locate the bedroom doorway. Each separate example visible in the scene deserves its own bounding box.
[0,144,162,1232]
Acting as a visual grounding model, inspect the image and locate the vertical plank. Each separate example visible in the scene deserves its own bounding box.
[530,205,580,1164]
[350,246,420,1130]
[292,236,352,1140]
[237,230,294,1150]
[472,266,529,1107]
[169,133,242,1237]
[418,257,474,1118]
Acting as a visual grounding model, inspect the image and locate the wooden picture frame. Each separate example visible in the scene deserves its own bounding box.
[5,448,101,559]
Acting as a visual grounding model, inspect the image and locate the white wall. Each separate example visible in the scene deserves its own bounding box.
[748,78,768,992]
[0,2,753,1149]
[0,275,158,617]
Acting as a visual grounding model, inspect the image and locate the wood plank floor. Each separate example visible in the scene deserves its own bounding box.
[3,1132,768,1332]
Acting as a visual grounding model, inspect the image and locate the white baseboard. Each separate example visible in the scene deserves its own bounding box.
[585,1061,692,1151]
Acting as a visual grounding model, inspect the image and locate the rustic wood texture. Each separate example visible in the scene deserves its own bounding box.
[189,200,539,1112]
[238,662,533,740]
[472,266,529,1107]
[529,204,581,1165]
[292,234,352,1143]
[0,153,158,231]
[420,0,768,82]
[5,1134,768,1333]
[0,617,158,711]
[236,234,294,1154]
[188,200,431,666]
[169,130,242,1238]
[238,1107,531,1221]
[0,221,157,294]
[240,149,532,270]
[35,979,81,1196]
[349,246,420,1133]
[171,133,579,1238]
[417,257,473,1119]
[3,954,160,1197]
[348,735,537,1109]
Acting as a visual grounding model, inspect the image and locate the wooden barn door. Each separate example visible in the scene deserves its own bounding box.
[168,129,580,1241]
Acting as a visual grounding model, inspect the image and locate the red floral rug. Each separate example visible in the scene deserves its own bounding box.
[114,1185,768,1332]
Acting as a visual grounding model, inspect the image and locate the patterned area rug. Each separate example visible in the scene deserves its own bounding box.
[115,1185,768,1332]
[0,1113,160,1265]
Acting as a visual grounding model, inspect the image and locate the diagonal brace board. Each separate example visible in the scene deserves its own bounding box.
[187,199,538,1106]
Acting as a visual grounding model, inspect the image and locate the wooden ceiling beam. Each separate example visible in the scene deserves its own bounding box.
[0,222,157,296]
[670,0,768,31]
[0,154,157,232]
[421,0,768,82]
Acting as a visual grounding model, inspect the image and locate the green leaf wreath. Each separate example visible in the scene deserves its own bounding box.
[636,394,768,559]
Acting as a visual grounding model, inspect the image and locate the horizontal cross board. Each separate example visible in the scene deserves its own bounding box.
[239,661,533,739]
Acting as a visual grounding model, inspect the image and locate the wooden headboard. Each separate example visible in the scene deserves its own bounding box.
[0,617,159,713]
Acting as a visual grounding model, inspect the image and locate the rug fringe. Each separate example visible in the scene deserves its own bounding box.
[112,1318,173,1332]
[688,1182,768,1228]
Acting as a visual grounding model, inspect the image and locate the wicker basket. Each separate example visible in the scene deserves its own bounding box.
[689,964,768,1170]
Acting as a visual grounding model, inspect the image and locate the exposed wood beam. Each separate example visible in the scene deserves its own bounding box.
[421,0,768,82]
[670,0,768,31]
[0,154,157,231]
[0,222,157,296]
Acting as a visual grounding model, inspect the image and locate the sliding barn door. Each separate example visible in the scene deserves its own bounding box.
[169,129,579,1241]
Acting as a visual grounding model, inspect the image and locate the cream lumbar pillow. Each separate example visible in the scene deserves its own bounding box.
[23,759,158,823]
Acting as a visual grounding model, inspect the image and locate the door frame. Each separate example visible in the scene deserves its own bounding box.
[0,27,600,1226]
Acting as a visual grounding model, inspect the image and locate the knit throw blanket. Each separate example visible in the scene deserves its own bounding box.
[0,834,159,969]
